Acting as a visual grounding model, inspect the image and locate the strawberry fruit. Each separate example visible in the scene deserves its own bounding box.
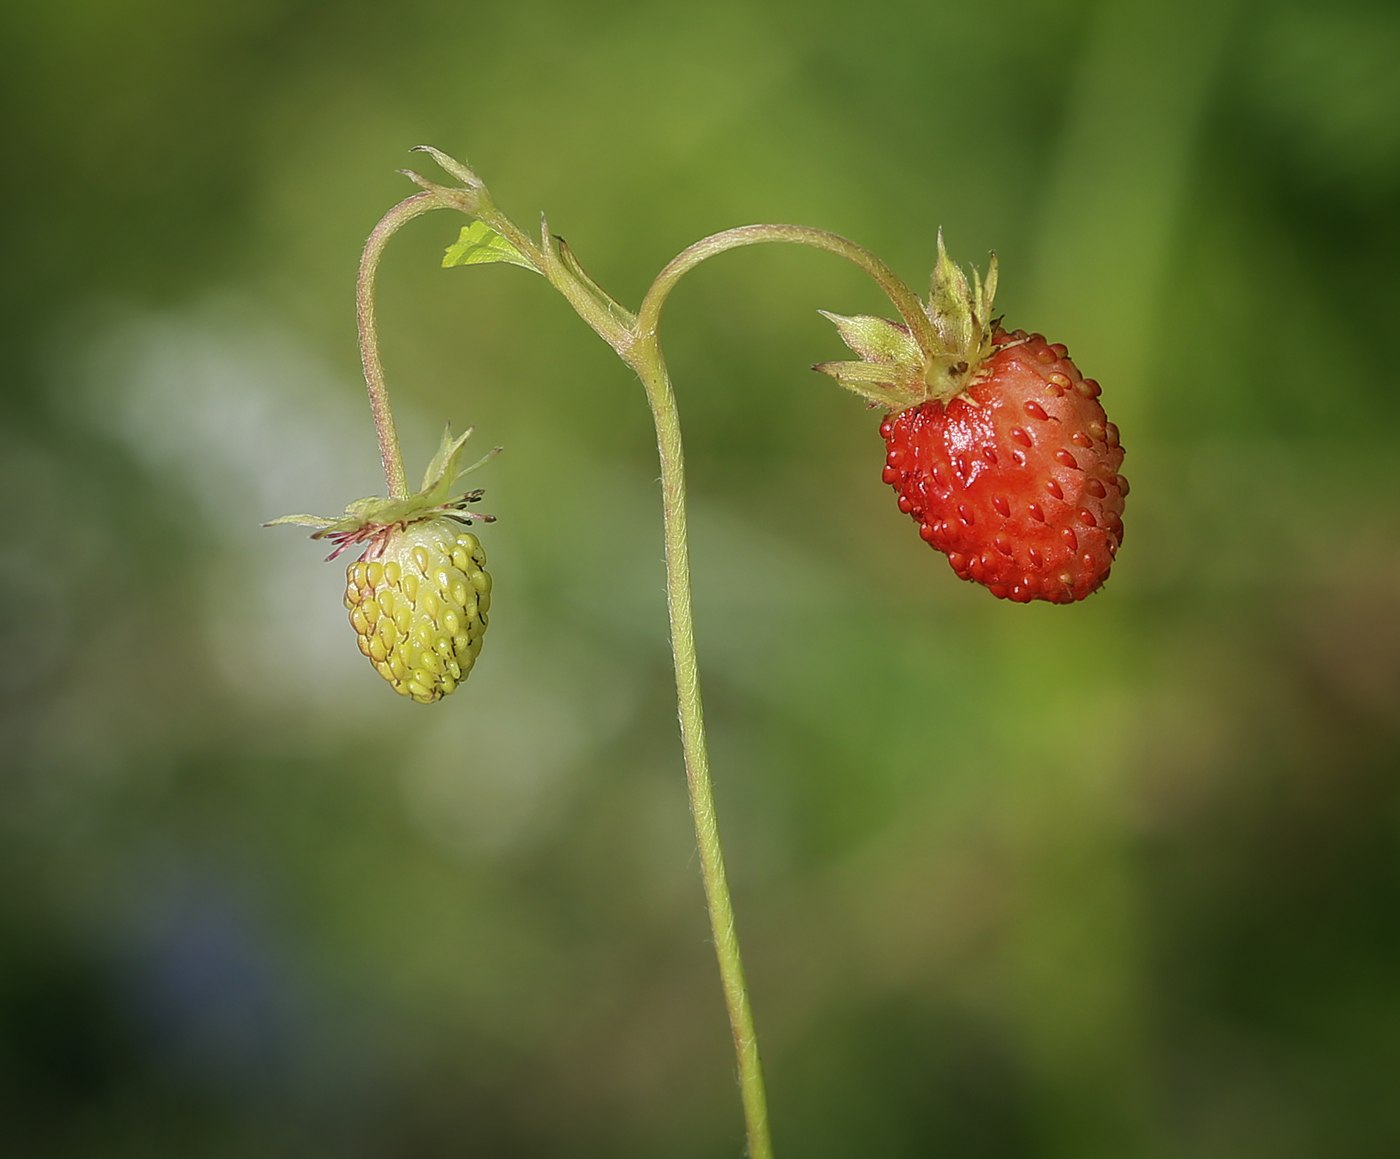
[817,234,1126,602]
[879,330,1125,602]
[344,522,491,702]
[268,426,499,700]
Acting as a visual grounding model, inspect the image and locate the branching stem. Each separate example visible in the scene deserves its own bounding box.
[617,224,927,1159]
[358,158,931,1159]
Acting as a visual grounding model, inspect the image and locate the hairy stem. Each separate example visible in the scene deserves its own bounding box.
[626,343,773,1159]
[357,192,449,498]
[637,223,935,357]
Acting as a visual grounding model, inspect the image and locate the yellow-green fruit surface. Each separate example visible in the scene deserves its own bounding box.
[343,521,491,703]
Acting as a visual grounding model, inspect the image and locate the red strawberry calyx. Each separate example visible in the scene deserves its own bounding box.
[266,425,500,561]
[815,230,1000,411]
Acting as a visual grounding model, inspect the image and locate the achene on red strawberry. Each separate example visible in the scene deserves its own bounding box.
[816,234,1126,603]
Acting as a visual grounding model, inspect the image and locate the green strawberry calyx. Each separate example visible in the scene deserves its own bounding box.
[814,230,1003,411]
[266,426,499,560]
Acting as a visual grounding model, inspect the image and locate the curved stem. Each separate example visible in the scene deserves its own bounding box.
[620,224,931,1159]
[357,192,448,498]
[637,223,934,357]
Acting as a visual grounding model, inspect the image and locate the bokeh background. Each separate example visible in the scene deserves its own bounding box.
[5,0,1399,1155]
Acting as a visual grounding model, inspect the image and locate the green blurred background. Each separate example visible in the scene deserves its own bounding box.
[4,0,1399,1155]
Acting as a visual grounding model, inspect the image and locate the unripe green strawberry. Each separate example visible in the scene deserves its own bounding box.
[344,522,491,702]
[268,426,498,702]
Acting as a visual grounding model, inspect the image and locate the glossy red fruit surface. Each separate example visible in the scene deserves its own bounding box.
[880,330,1126,603]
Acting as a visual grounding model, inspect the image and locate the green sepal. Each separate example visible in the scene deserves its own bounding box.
[927,229,997,362]
[811,360,917,411]
[263,512,344,530]
[264,426,499,537]
[418,425,496,499]
[814,230,1001,412]
[815,308,924,409]
[818,311,922,365]
[442,221,536,271]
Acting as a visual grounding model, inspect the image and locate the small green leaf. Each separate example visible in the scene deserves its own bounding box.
[442,221,535,271]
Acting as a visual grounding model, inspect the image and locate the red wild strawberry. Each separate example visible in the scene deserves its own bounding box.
[816,234,1126,603]
[878,331,1124,602]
